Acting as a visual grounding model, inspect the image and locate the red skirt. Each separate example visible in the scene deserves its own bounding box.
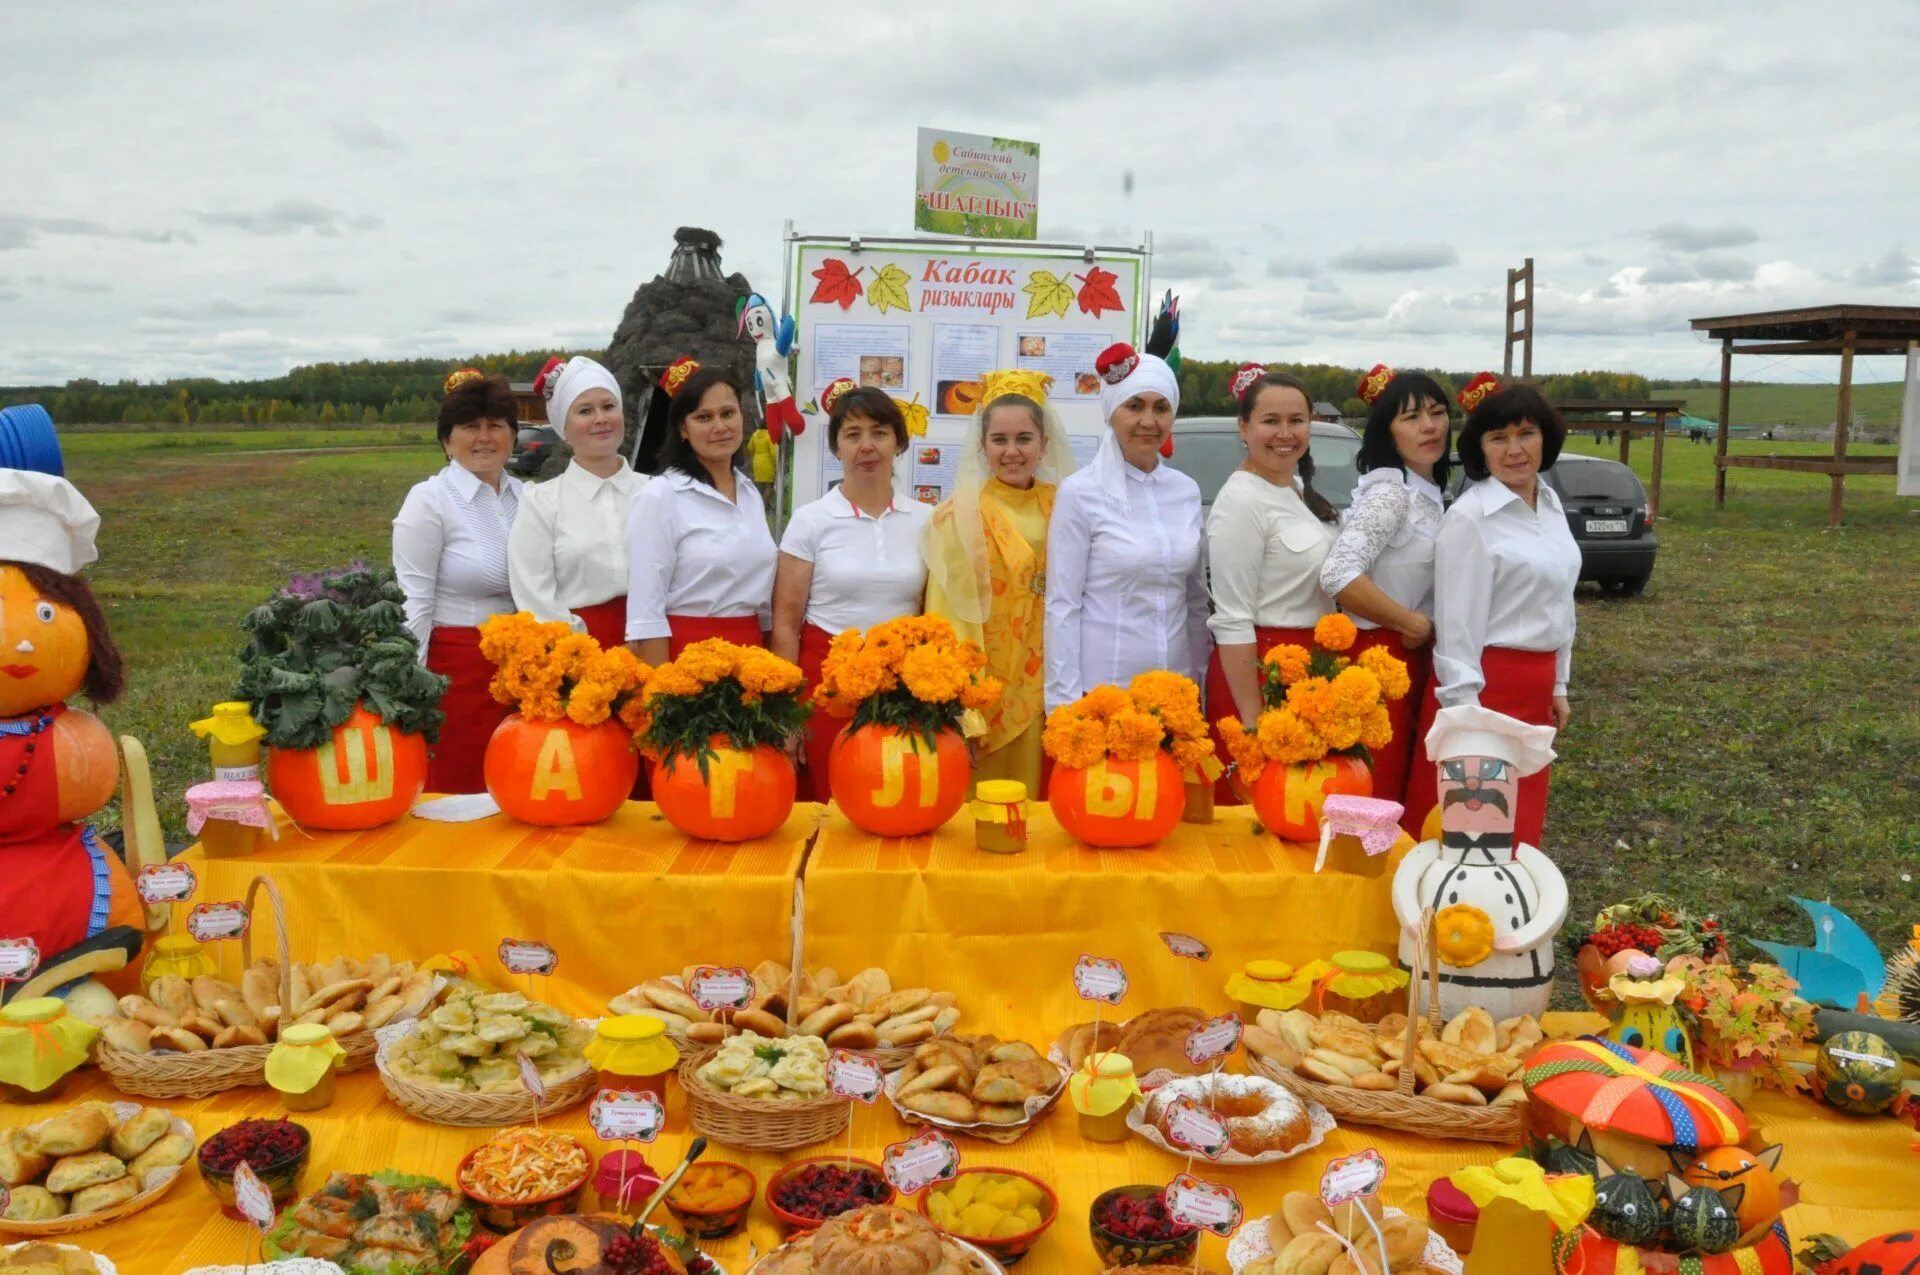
[425,626,511,796]
[1402,645,1557,846]
[1346,627,1432,807]
[573,597,628,653]
[796,622,844,803]
[666,614,765,658]
[1207,625,1317,806]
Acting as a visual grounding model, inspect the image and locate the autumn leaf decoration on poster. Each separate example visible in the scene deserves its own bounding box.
[1075,266,1125,317]
[867,264,913,314]
[810,258,865,309]
[1022,270,1076,319]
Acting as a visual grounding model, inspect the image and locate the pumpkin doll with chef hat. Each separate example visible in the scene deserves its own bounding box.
[1391,704,1568,1020]
[0,466,167,1013]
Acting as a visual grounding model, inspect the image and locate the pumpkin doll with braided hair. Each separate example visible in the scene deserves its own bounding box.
[0,466,167,1013]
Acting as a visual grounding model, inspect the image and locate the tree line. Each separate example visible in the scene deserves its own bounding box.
[1174,361,1661,418]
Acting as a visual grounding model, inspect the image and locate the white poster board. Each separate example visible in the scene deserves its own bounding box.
[1900,342,1919,497]
[783,236,1148,516]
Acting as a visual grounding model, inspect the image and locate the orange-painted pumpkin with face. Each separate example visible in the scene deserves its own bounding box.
[267,704,428,830]
[829,725,968,837]
[654,737,795,842]
[0,565,91,719]
[484,715,637,827]
[1250,754,1373,843]
[1048,751,1186,848]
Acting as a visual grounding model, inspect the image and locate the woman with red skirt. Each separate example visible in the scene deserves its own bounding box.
[392,369,524,793]
[1404,379,1579,846]
[770,383,928,801]
[1205,367,1341,804]
[1319,366,1450,809]
[624,360,775,664]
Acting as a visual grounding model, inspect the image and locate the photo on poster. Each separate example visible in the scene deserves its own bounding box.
[811,323,912,397]
[1016,329,1112,397]
[931,323,1000,417]
[911,443,959,504]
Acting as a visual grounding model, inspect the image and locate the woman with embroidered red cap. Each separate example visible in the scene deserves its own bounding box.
[1204,365,1341,803]
[392,368,523,793]
[1403,375,1579,846]
[770,379,929,800]
[508,355,647,652]
[1317,364,1452,806]
[624,358,776,663]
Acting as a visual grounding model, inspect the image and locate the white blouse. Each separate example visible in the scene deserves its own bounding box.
[508,460,649,630]
[1320,468,1445,628]
[391,463,522,654]
[624,469,776,642]
[1045,461,1209,711]
[779,487,930,635]
[1433,477,1581,707]
[1205,469,1339,646]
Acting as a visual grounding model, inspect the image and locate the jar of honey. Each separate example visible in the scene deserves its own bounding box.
[584,1014,679,1100]
[1223,957,1329,1021]
[188,702,269,859]
[268,1023,345,1112]
[1070,1051,1142,1142]
[143,934,217,988]
[0,998,97,1104]
[1315,950,1410,1023]
[970,780,1030,855]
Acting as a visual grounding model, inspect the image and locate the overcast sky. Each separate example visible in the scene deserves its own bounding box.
[4,1,1917,387]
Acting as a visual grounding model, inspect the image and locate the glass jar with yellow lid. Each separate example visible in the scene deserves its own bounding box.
[143,934,217,989]
[1223,958,1331,1021]
[1069,1051,1143,1142]
[0,997,98,1103]
[970,779,1030,855]
[1314,950,1410,1022]
[584,1013,680,1100]
[268,1023,346,1112]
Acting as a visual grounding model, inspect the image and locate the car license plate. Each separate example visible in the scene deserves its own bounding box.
[1586,518,1629,534]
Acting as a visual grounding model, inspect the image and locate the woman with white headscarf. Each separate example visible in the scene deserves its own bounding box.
[508,355,647,651]
[1044,342,1208,711]
[922,369,1076,794]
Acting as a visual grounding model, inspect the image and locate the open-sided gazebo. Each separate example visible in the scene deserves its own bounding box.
[1690,304,1920,526]
[1551,398,1685,517]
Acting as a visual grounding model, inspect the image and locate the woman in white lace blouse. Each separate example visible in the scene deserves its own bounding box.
[1318,366,1452,808]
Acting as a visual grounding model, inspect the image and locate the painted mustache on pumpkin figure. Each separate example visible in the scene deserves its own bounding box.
[1442,785,1510,815]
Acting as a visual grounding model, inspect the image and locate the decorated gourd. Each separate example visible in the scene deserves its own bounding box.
[1605,957,1694,1070]
[1813,1030,1903,1116]
[828,725,968,837]
[1048,751,1185,848]
[1680,1144,1783,1238]
[1588,1162,1662,1247]
[266,704,428,830]
[653,740,795,843]
[1801,1230,1920,1275]
[942,380,983,416]
[484,715,637,827]
[1249,752,1372,843]
[1663,1178,1744,1255]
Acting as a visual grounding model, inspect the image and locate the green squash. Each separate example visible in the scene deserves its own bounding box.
[1815,1030,1903,1116]
[1664,1177,1744,1255]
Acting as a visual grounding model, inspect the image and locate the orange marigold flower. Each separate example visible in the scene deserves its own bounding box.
[1263,644,1312,685]
[1355,646,1412,700]
[1081,685,1132,719]
[1104,709,1164,762]
[1318,706,1365,752]
[1284,676,1336,726]
[1218,718,1270,780]
[1257,708,1328,765]
[901,644,965,702]
[1331,665,1383,714]
[959,675,1002,711]
[677,641,736,687]
[1314,613,1358,652]
[1359,705,1394,751]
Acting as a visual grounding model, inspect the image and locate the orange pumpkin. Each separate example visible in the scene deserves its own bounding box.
[1683,1144,1785,1239]
[829,725,968,837]
[653,737,795,843]
[1048,751,1186,848]
[1250,754,1372,843]
[484,715,637,827]
[942,380,983,415]
[267,703,428,830]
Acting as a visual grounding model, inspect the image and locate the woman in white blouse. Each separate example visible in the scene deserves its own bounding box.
[1204,366,1341,803]
[392,368,524,793]
[508,355,646,651]
[1404,379,1579,847]
[1046,341,1209,711]
[1317,366,1451,807]
[624,360,776,664]
[771,381,929,800]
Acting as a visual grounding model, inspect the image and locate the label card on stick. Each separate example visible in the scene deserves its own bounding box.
[517,1051,547,1103]
[690,965,756,1012]
[882,1129,960,1195]
[1165,1173,1243,1236]
[137,862,198,905]
[232,1161,276,1232]
[589,1089,665,1142]
[1183,1012,1243,1067]
[0,938,39,983]
[1320,1148,1388,1208]
[1160,1095,1229,1160]
[498,938,558,977]
[1160,931,1212,961]
[829,1050,883,1104]
[1073,954,1128,1004]
[187,901,249,942]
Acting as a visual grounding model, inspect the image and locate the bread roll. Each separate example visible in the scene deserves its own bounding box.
[732,1009,788,1038]
[827,1021,878,1050]
[31,1106,111,1156]
[362,996,407,1031]
[0,1128,49,1187]
[69,1176,142,1215]
[118,997,178,1031]
[45,1151,128,1194]
[108,1108,172,1161]
[213,998,258,1029]
[153,1027,208,1053]
[899,1090,975,1123]
[213,1025,268,1049]
[797,1002,855,1037]
[865,988,932,1020]
[147,976,195,1018]
[127,1132,193,1178]
[0,1184,65,1221]
[686,1022,728,1045]
[877,1021,934,1047]
[640,979,704,1020]
[98,1018,153,1055]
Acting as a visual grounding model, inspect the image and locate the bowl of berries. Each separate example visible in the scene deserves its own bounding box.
[1088,1185,1198,1268]
[764,1157,895,1234]
[196,1118,311,1220]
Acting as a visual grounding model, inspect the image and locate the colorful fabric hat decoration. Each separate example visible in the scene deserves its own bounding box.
[1229,362,1268,402]
[443,366,485,394]
[978,368,1053,404]
[819,377,858,416]
[1356,363,1396,406]
[658,356,701,398]
[1095,343,1141,388]
[533,356,566,399]
[1457,371,1502,414]
[1521,1036,1748,1152]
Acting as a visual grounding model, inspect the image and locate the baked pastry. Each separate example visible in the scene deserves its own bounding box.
[30,1108,110,1157]
[108,1108,171,1161]
[754,1204,995,1274]
[0,1128,50,1187]
[126,1133,193,1178]
[44,1152,126,1195]
[68,1177,141,1215]
[1,1185,67,1222]
[1143,1074,1313,1157]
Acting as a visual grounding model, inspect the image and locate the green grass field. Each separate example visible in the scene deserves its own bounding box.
[59,428,1920,987]
[1652,379,1907,430]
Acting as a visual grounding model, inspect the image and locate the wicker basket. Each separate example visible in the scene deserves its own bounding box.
[375,1017,597,1127]
[96,875,380,1099]
[0,1105,192,1238]
[678,1045,851,1152]
[1250,909,1524,1145]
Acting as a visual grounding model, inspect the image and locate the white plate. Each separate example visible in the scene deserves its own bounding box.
[181,1263,346,1275]
[1125,1074,1337,1166]
[882,1055,1067,1134]
[1226,1206,1462,1274]
[745,1230,1004,1274]
[2,1241,119,1274]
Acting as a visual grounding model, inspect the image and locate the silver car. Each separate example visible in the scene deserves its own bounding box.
[1165,417,1365,516]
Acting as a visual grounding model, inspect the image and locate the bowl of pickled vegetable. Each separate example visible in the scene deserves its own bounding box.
[919,1167,1058,1267]
[662,1161,756,1239]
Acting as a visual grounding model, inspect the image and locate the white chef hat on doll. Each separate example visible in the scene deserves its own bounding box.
[1424,704,1556,777]
[0,469,100,574]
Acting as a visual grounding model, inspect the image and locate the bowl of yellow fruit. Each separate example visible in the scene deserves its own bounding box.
[919,1167,1058,1267]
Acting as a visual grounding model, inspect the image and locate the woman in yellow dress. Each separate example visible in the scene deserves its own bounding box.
[922,369,1077,794]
